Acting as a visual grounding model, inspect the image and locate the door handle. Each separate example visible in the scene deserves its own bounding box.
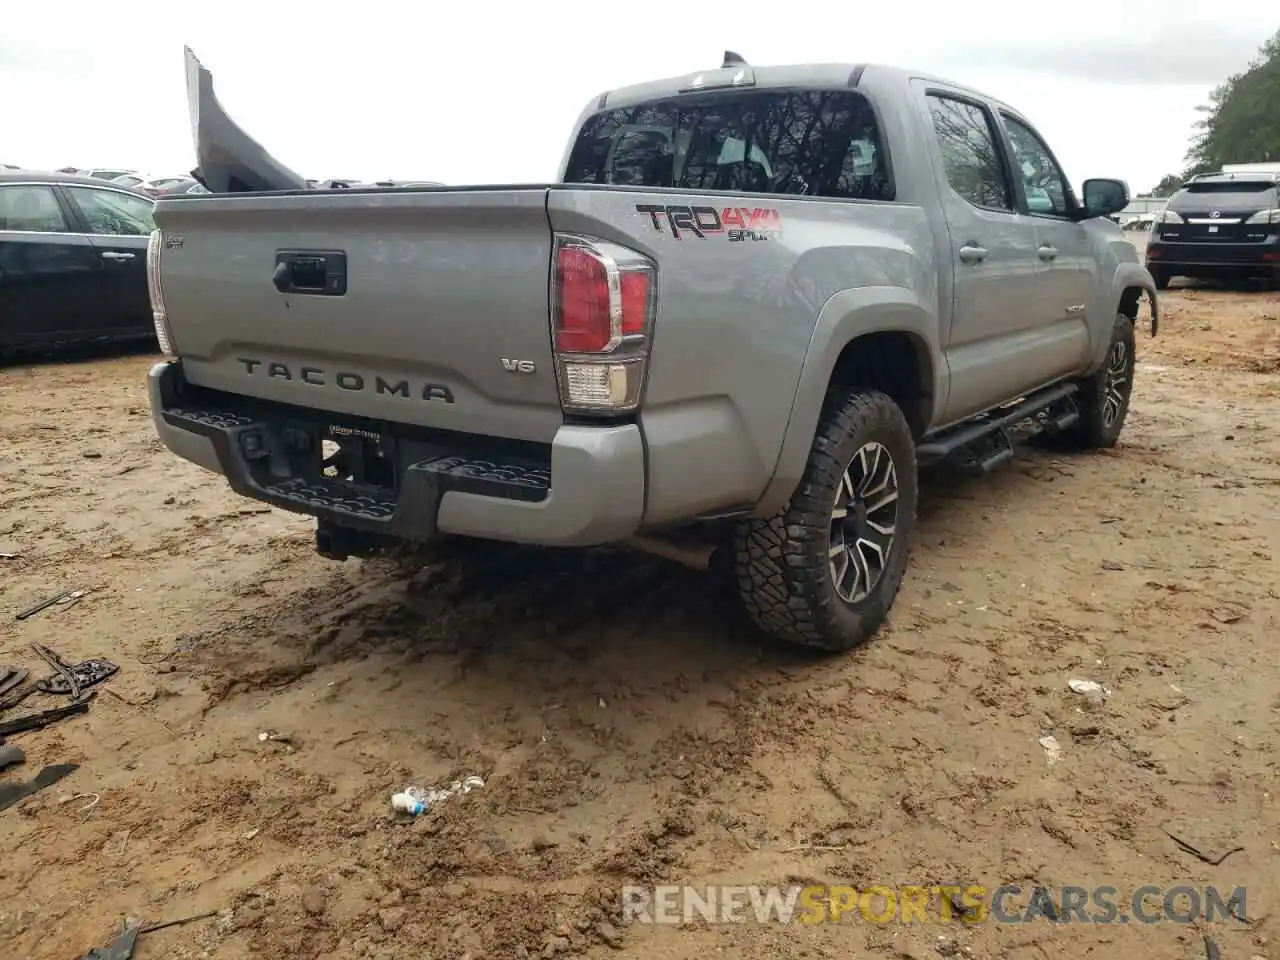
[958,244,988,264]
[100,251,136,261]
[1038,245,1058,261]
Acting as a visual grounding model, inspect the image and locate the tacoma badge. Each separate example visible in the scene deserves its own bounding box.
[235,358,455,403]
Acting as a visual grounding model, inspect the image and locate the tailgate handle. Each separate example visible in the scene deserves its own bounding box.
[273,250,347,296]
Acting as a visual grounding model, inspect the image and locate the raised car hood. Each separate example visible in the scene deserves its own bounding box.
[185,46,309,193]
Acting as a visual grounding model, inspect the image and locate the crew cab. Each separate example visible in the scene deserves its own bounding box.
[146,49,1158,652]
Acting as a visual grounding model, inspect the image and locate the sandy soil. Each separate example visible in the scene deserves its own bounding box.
[1,275,1278,960]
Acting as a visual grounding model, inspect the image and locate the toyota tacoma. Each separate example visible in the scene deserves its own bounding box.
[146,49,1159,652]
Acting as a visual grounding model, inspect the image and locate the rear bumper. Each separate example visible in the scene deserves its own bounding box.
[147,360,645,547]
[1146,237,1280,271]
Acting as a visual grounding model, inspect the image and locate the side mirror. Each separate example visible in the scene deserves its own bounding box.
[1082,178,1130,219]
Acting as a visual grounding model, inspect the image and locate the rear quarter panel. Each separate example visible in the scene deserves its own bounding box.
[548,187,939,525]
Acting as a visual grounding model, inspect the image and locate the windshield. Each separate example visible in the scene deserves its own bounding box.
[564,89,893,201]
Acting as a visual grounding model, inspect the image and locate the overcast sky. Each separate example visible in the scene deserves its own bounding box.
[3,3,1277,194]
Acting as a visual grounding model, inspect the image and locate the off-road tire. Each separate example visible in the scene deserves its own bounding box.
[733,389,917,652]
[1066,312,1136,450]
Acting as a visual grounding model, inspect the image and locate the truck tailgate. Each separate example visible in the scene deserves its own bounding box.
[152,188,562,443]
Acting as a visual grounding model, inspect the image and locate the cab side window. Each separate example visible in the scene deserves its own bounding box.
[0,185,70,233]
[1000,114,1071,217]
[925,95,1011,212]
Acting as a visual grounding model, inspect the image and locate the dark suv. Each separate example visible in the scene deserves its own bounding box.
[1145,173,1280,289]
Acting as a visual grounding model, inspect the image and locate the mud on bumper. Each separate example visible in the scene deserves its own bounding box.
[147,360,645,548]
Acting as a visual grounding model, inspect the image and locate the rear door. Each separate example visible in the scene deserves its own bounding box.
[0,182,103,348]
[918,87,1046,422]
[60,184,156,339]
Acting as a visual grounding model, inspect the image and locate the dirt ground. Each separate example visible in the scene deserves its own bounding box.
[2,264,1278,959]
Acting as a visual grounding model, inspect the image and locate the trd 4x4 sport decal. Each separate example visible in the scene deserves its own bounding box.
[635,204,783,242]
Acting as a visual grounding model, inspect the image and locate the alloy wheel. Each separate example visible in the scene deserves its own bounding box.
[829,441,900,604]
[1102,340,1131,429]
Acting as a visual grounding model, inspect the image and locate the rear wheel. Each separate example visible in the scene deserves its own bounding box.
[1067,313,1135,450]
[1150,268,1171,291]
[733,389,917,652]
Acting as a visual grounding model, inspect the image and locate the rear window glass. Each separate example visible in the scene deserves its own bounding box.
[1174,181,1278,209]
[1184,181,1275,194]
[564,89,893,201]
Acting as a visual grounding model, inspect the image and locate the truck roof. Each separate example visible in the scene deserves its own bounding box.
[594,59,1009,114]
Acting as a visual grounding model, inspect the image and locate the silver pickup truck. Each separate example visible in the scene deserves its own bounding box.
[147,49,1159,652]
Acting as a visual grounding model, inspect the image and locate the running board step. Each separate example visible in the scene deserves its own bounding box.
[949,427,1016,477]
[916,382,1078,465]
[1044,406,1081,434]
[974,429,1015,474]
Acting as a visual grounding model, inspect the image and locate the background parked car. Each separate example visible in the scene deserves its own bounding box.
[153,177,210,196]
[107,172,157,190]
[0,170,157,355]
[126,175,199,198]
[88,168,140,181]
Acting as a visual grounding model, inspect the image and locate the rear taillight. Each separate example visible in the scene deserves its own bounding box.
[552,234,655,414]
[146,228,176,356]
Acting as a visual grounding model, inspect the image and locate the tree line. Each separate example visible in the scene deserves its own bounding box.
[1144,27,1280,197]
